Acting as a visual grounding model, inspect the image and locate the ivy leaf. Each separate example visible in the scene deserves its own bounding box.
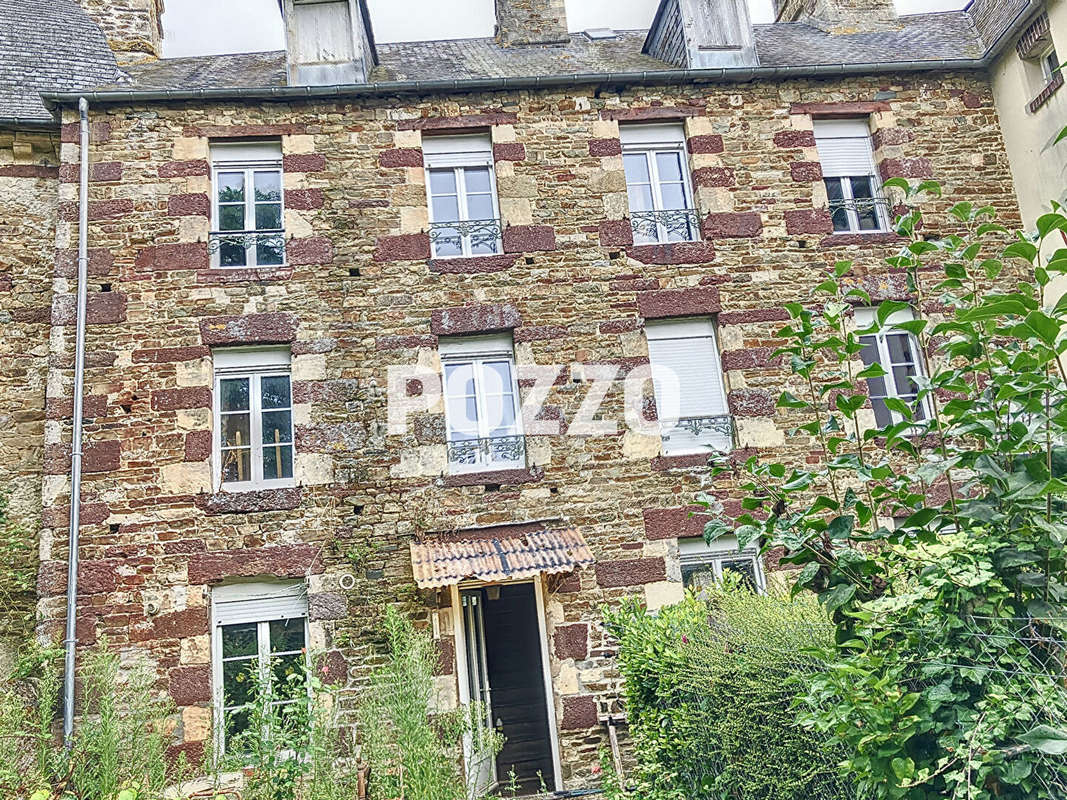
[827,515,855,540]
[821,583,857,613]
[1019,725,1067,755]
[891,756,915,781]
[735,524,762,551]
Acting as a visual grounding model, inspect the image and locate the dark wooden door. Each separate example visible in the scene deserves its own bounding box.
[481,583,555,795]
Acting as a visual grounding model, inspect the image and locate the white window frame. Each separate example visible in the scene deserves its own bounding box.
[212,347,295,492]
[855,307,933,426]
[645,317,731,456]
[439,334,525,475]
[813,118,890,235]
[1042,43,1061,82]
[620,123,699,244]
[210,141,286,269]
[210,580,310,757]
[423,135,503,259]
[679,535,766,593]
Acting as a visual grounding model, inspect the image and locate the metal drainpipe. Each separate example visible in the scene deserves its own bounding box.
[62,96,91,748]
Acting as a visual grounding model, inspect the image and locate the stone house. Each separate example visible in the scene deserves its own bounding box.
[0,0,1042,791]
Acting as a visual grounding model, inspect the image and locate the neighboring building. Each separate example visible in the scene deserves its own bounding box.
[0,0,1041,790]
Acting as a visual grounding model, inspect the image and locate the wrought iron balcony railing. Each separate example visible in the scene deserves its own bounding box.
[664,414,735,447]
[446,434,526,468]
[428,218,503,256]
[209,230,287,266]
[828,197,892,232]
[629,209,701,243]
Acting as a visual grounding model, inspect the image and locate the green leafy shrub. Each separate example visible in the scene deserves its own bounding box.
[604,582,854,800]
[358,605,502,800]
[703,182,1067,798]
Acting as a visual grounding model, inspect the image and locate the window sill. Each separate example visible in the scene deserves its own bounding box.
[428,254,518,274]
[197,266,293,284]
[1029,71,1064,113]
[819,231,902,247]
[194,487,303,516]
[438,465,544,488]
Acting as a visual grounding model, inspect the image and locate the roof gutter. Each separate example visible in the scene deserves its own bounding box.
[0,117,59,132]
[39,2,1042,109]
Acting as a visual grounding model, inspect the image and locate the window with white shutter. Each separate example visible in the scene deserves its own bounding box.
[645,318,731,454]
[855,306,932,427]
[621,124,699,244]
[211,581,309,755]
[813,119,889,234]
[439,334,525,473]
[424,134,503,258]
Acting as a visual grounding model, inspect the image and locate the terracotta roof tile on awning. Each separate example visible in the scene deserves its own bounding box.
[410,528,595,589]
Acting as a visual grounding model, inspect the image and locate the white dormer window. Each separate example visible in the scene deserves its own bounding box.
[855,306,932,427]
[439,334,524,474]
[813,119,889,234]
[210,141,285,268]
[424,134,503,259]
[645,318,731,455]
[621,123,699,244]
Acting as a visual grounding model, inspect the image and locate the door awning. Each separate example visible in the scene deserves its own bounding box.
[410,528,595,589]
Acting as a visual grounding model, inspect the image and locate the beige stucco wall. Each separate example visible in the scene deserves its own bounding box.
[992,0,1067,233]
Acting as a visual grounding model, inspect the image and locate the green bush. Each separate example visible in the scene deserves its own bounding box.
[604,581,855,800]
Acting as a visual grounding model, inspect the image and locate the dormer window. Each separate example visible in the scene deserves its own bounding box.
[424,135,503,259]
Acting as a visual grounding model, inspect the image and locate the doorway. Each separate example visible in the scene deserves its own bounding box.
[460,583,557,796]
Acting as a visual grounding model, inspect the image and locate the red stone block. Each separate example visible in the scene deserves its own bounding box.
[282,153,326,172]
[879,158,934,180]
[594,557,666,588]
[560,695,599,730]
[430,302,522,336]
[637,286,720,319]
[320,649,350,684]
[692,166,735,187]
[169,665,212,705]
[130,607,209,642]
[0,164,59,178]
[379,148,424,168]
[61,120,111,143]
[58,161,122,183]
[772,130,817,148]
[598,219,634,247]
[553,623,589,661]
[375,334,438,351]
[513,325,568,342]
[167,193,210,217]
[721,347,782,371]
[429,254,518,274]
[131,346,210,364]
[284,188,325,210]
[718,307,791,325]
[158,159,209,178]
[628,242,716,265]
[55,247,113,278]
[134,242,209,272]
[588,138,622,157]
[871,128,913,149]
[785,208,834,235]
[642,506,710,540]
[729,388,777,417]
[84,440,121,473]
[183,123,306,138]
[790,161,823,182]
[287,236,334,266]
[493,142,526,162]
[41,501,110,528]
[789,101,889,117]
[687,134,724,154]
[187,542,320,583]
[503,224,556,253]
[151,387,211,412]
[60,199,135,222]
[184,430,212,462]
[45,394,107,420]
[374,233,431,262]
[198,312,298,345]
[600,106,700,121]
[703,212,762,239]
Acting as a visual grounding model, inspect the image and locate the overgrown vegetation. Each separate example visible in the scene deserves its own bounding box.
[604,580,855,800]
[699,180,1067,797]
[0,492,36,641]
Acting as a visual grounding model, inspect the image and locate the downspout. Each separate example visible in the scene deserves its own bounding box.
[63,96,90,748]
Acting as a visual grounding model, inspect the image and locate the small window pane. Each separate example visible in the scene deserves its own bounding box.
[221,413,251,448]
[261,410,292,444]
[627,184,655,213]
[871,397,893,428]
[481,361,513,395]
[223,659,256,707]
[655,150,684,183]
[221,448,251,483]
[721,558,759,592]
[429,169,457,196]
[222,622,259,658]
[256,237,284,266]
[447,396,480,432]
[659,183,686,211]
[885,333,913,364]
[269,618,306,653]
[825,178,850,232]
[261,376,291,409]
[219,204,245,232]
[262,444,293,481]
[253,171,281,202]
[484,395,516,433]
[432,194,461,222]
[466,193,495,221]
[444,363,476,397]
[220,378,250,412]
[464,167,492,194]
[225,707,251,743]
[217,172,245,203]
[220,240,247,268]
[271,653,307,701]
[892,364,919,398]
[255,203,282,231]
[623,153,650,184]
[432,227,463,257]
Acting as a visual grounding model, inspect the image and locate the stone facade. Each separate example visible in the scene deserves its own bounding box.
[77,0,164,63]
[19,68,1019,784]
[773,0,899,32]
[495,0,569,46]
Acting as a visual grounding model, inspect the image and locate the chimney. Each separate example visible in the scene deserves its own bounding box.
[77,0,164,64]
[644,0,757,69]
[773,0,899,33]
[281,0,378,85]
[495,0,570,47]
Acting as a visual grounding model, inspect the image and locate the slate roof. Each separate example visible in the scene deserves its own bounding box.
[0,0,120,122]
[108,9,997,93]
